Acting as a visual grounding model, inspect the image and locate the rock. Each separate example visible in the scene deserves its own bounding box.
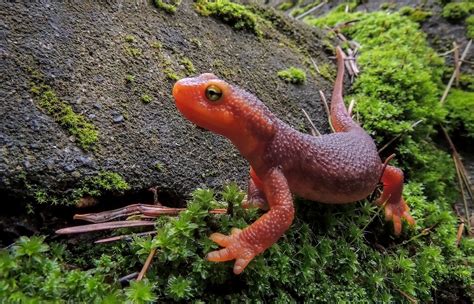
[112,114,124,123]
[0,1,333,203]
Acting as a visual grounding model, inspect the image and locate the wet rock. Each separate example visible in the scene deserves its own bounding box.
[0,1,332,203]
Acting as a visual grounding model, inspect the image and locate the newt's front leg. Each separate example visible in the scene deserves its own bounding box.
[242,167,268,210]
[206,167,294,274]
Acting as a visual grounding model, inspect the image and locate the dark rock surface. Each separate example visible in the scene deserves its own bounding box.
[0,1,333,203]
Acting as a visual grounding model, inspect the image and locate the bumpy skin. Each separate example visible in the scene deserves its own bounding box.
[172,47,415,274]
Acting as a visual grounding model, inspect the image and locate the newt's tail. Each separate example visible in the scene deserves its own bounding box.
[330,47,360,133]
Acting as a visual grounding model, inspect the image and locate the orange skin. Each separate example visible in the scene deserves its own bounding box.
[172,47,415,274]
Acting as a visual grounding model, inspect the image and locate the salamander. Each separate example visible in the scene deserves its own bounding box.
[172,47,415,274]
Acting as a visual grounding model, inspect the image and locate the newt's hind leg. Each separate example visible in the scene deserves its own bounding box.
[377,165,415,235]
[242,167,269,210]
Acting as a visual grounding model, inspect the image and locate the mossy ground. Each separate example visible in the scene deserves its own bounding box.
[442,2,474,22]
[195,0,265,36]
[277,66,306,84]
[33,171,129,206]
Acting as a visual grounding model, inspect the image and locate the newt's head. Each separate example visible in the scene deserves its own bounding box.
[173,73,275,153]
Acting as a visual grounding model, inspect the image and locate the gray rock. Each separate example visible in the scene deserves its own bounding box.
[0,1,334,203]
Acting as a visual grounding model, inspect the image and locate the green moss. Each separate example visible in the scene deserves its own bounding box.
[124,34,135,43]
[124,46,142,57]
[277,67,306,84]
[318,63,335,81]
[442,2,474,22]
[33,171,129,206]
[164,68,180,80]
[125,185,472,302]
[150,41,162,49]
[179,57,196,75]
[380,2,396,10]
[0,236,125,302]
[153,0,182,13]
[290,0,327,18]
[467,15,474,38]
[7,180,474,302]
[195,0,263,36]
[445,89,474,137]
[305,9,472,301]
[154,161,164,171]
[141,94,153,104]
[399,6,432,23]
[125,74,135,83]
[459,73,474,91]
[30,82,99,151]
[277,1,296,11]
[190,38,203,48]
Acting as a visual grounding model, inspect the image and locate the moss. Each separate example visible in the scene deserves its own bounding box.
[399,6,432,23]
[0,236,125,302]
[124,46,142,57]
[290,0,327,18]
[150,41,162,49]
[467,15,474,39]
[190,38,203,48]
[459,73,474,91]
[30,81,99,151]
[305,10,473,301]
[445,89,474,138]
[154,161,164,171]
[33,171,129,206]
[442,2,474,22]
[141,94,153,104]
[380,2,396,10]
[179,57,196,75]
[318,63,335,81]
[277,1,296,11]
[195,0,264,36]
[74,171,130,197]
[7,179,474,302]
[164,68,180,80]
[125,74,135,83]
[277,67,306,84]
[124,34,135,43]
[153,0,182,14]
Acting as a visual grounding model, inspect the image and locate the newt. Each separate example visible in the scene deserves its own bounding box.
[172,47,415,275]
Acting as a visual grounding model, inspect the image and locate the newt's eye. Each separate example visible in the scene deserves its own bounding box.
[205,85,223,102]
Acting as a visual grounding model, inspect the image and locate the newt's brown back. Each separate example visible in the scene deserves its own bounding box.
[256,47,382,203]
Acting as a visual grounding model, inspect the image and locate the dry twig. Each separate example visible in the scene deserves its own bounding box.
[95,231,157,244]
[318,90,335,133]
[348,99,356,117]
[377,120,423,153]
[301,108,321,136]
[294,1,327,20]
[55,221,155,234]
[440,39,472,105]
[137,248,157,281]
[453,42,460,87]
[456,223,465,246]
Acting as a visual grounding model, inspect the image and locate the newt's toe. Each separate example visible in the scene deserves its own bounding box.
[206,228,257,275]
[383,199,415,235]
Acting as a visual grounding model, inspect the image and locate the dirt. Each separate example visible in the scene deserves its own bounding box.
[0,1,334,208]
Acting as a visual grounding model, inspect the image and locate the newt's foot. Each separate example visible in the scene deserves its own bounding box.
[206,228,257,275]
[378,198,415,235]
